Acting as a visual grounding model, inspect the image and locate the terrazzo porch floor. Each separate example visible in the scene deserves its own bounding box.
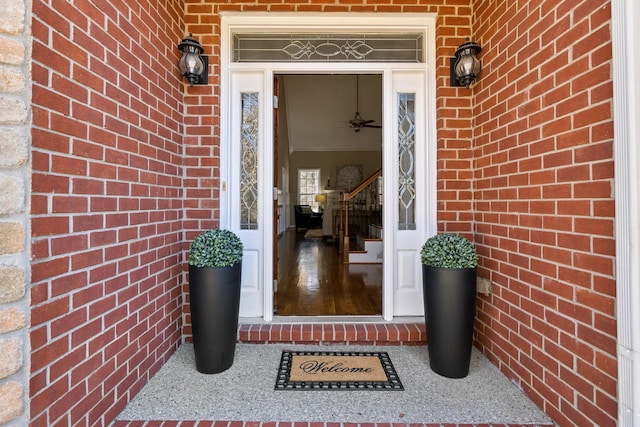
[113,342,555,427]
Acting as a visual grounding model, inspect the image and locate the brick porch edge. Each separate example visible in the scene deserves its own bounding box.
[236,323,427,345]
[112,420,553,427]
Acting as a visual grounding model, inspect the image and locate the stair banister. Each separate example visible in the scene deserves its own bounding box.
[338,168,383,262]
[343,168,382,202]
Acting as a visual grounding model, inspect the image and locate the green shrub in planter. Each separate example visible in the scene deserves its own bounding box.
[189,228,243,268]
[420,233,477,269]
[420,233,478,378]
[188,228,244,374]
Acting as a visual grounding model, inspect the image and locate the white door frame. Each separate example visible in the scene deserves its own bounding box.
[219,13,437,321]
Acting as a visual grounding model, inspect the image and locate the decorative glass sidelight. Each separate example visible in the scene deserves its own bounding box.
[233,33,424,63]
[397,93,416,230]
[240,92,259,230]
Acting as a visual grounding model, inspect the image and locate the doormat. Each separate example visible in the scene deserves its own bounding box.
[304,229,324,239]
[275,350,403,390]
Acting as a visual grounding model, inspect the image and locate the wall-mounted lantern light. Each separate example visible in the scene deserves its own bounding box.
[177,34,208,86]
[450,38,482,88]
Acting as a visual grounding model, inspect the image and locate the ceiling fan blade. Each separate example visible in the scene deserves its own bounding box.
[363,124,382,128]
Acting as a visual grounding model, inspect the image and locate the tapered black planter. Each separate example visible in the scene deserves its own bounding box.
[422,265,476,378]
[189,263,242,374]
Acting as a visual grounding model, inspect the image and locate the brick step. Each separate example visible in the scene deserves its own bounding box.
[238,322,426,345]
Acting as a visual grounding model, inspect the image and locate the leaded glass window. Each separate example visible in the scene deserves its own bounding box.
[398,93,416,230]
[240,92,259,230]
[233,33,424,63]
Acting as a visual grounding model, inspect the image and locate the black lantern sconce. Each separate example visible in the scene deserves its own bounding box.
[450,38,482,88]
[177,33,208,86]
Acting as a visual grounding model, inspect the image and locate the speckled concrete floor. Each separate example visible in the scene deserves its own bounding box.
[116,343,553,425]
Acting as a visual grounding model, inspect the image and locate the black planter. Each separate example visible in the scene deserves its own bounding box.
[189,263,242,374]
[422,265,476,378]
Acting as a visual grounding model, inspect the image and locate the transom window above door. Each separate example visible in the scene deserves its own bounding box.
[233,33,424,63]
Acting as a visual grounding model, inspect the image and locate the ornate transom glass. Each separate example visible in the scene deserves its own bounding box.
[233,33,424,63]
[397,93,416,230]
[240,92,259,230]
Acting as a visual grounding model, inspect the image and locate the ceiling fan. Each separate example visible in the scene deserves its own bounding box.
[347,75,382,132]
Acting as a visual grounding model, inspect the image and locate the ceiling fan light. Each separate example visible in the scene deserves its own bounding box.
[346,75,381,132]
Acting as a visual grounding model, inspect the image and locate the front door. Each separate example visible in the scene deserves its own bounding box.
[220,13,437,321]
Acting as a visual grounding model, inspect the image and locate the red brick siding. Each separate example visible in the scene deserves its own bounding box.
[472,1,616,426]
[29,0,617,426]
[30,1,186,425]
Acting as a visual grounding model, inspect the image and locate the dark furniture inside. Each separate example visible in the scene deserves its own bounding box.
[294,205,323,230]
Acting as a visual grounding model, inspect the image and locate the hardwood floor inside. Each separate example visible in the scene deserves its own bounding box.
[275,229,382,316]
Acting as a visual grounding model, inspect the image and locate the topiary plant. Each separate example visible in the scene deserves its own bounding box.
[189,229,244,268]
[420,233,478,269]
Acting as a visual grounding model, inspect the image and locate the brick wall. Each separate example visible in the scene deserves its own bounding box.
[0,0,30,425]
[472,1,616,426]
[30,1,186,425]
[23,0,618,426]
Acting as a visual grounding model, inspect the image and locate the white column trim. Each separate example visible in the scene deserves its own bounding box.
[612,0,640,425]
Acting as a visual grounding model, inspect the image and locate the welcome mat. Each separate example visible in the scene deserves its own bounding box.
[275,350,404,390]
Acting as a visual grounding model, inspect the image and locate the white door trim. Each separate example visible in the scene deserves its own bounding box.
[220,12,437,322]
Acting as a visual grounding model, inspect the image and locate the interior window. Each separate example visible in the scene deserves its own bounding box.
[298,168,321,210]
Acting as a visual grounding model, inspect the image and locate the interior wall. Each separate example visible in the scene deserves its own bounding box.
[30,1,186,425]
[471,1,617,425]
[281,74,383,153]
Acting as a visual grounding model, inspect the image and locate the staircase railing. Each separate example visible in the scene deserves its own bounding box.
[338,168,383,262]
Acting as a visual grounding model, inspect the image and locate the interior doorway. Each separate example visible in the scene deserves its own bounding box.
[273,74,384,316]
